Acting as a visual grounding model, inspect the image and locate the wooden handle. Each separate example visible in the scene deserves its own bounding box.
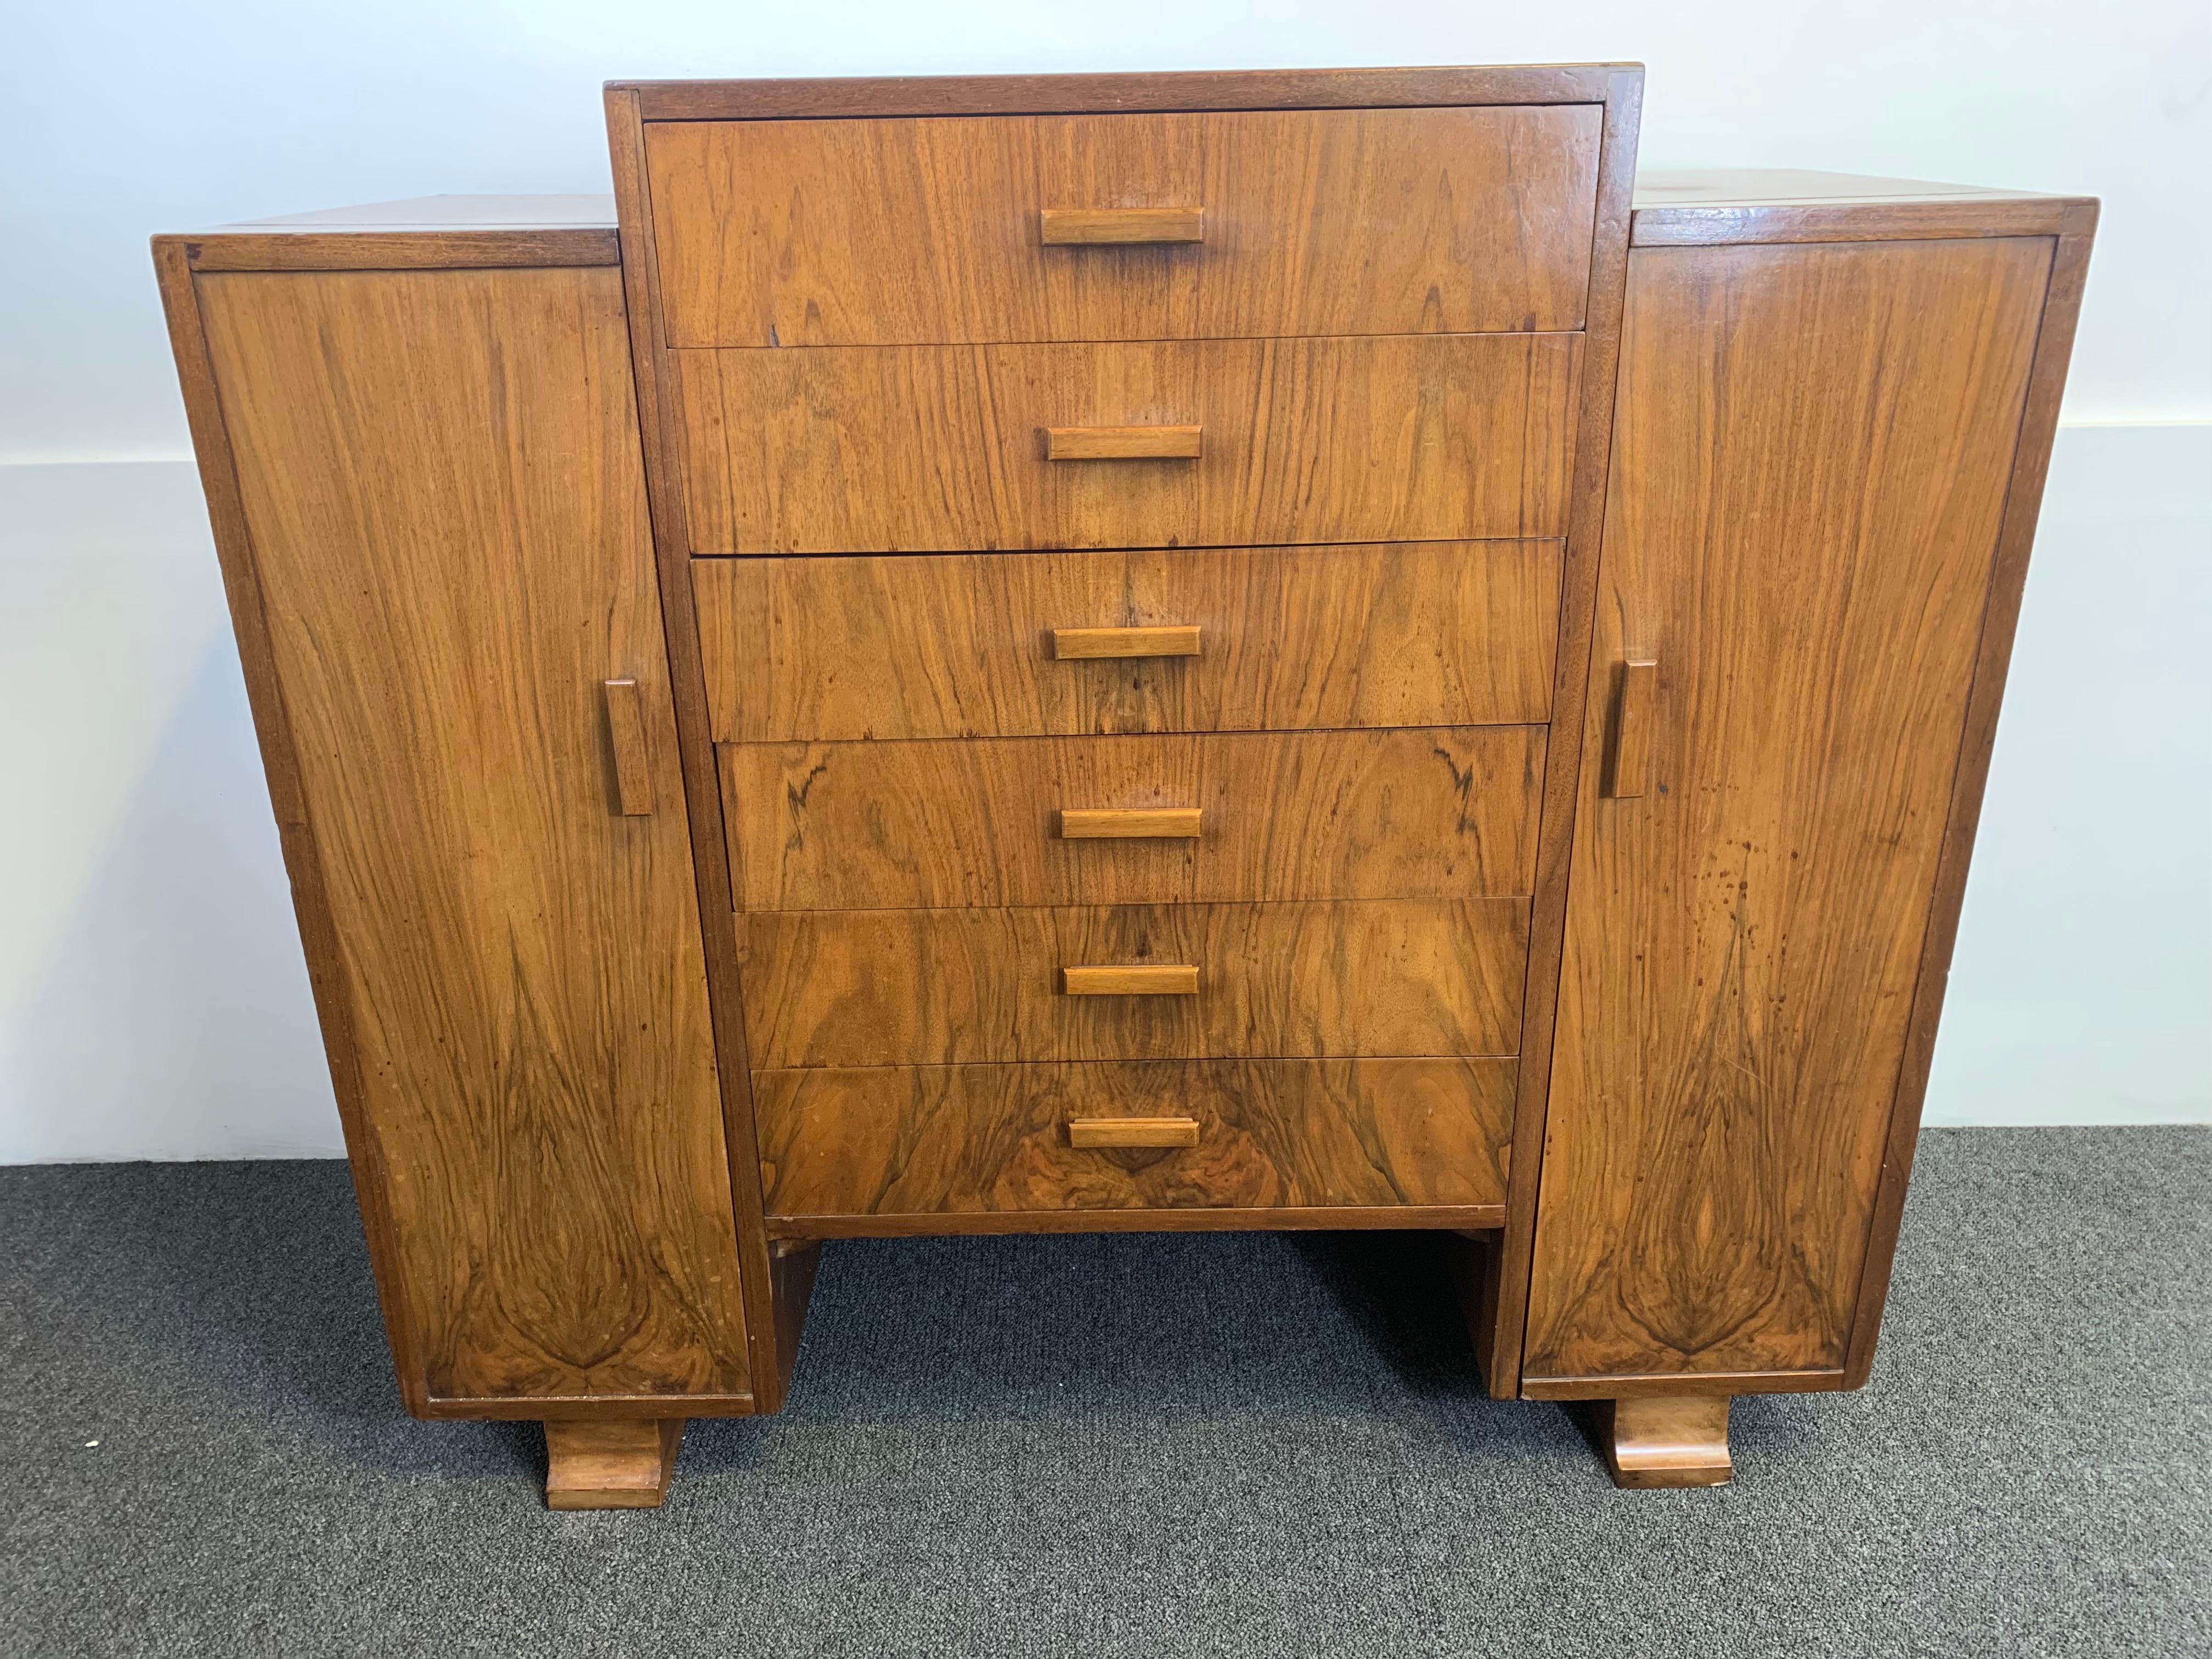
[1050,625,1203,660]
[603,678,654,816]
[1062,964,1199,996]
[1068,1116,1201,1149]
[1039,207,1204,245]
[1043,425,1202,461]
[1606,654,1658,799]
[1059,808,1203,839]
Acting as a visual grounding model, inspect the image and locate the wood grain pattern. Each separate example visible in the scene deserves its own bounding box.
[754,1057,1517,1218]
[544,1417,684,1509]
[674,332,1581,554]
[740,899,1528,1067]
[1480,67,1641,1400]
[694,541,1560,742]
[645,106,1599,345]
[183,230,619,271]
[1049,624,1205,661]
[539,1415,676,1504]
[1522,236,2051,1385]
[720,726,1544,911]
[1059,807,1203,839]
[1599,1396,1732,1488]
[195,267,752,1403]
[1068,1116,1200,1148]
[1842,202,2097,1389]
[1604,655,1656,799]
[770,1205,1504,1238]
[1630,172,2089,248]
[174,197,617,272]
[1062,963,1202,997]
[1045,424,1204,460]
[153,240,433,1408]
[623,64,1634,121]
[608,88,790,1409]
[1040,206,1204,245]
[1519,1368,1844,1401]
[602,679,654,816]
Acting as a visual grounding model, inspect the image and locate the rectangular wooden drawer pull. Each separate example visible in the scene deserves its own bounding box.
[1049,624,1203,660]
[1039,207,1205,246]
[1058,808,1203,839]
[1068,1116,1201,1149]
[1043,425,1203,461]
[1606,653,1658,799]
[602,678,654,816]
[1061,964,1200,996]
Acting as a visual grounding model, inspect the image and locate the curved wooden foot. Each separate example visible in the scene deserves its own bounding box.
[1600,1395,1732,1489]
[544,1418,685,1510]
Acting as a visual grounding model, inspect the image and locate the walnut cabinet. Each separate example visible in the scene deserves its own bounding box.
[155,67,2093,1504]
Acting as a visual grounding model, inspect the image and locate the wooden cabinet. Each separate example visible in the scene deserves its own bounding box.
[154,249,761,1418]
[1517,213,2092,1401]
[156,71,2091,1506]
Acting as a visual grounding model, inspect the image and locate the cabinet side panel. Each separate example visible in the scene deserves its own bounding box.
[1525,238,2050,1385]
[198,267,752,1404]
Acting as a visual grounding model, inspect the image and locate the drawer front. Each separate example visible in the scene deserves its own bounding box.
[720,725,1543,911]
[755,1057,1516,1219]
[694,541,1561,742]
[646,106,1602,347]
[742,898,1528,1068]
[676,333,1580,554]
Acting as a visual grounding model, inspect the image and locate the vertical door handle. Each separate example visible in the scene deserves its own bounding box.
[1606,654,1658,799]
[603,678,654,816]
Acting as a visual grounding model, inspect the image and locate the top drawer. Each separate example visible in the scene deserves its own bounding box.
[645,105,1602,347]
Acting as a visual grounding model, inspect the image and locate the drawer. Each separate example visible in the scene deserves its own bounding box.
[741,898,1528,1068]
[720,725,1543,911]
[693,540,1561,742]
[753,1057,1516,1221]
[675,333,1580,554]
[645,106,1602,347]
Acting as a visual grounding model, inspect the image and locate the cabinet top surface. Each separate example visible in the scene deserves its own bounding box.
[606,64,1642,120]
[161,164,2093,272]
[176,169,2083,238]
[212,194,620,232]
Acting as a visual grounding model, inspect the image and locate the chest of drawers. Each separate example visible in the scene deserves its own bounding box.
[616,70,1637,1276]
[155,66,2093,1506]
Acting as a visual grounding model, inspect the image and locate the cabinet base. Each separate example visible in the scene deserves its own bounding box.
[1599,1395,1732,1488]
[544,1417,685,1510]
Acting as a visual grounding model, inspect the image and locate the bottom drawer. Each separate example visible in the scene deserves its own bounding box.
[754,1057,1513,1225]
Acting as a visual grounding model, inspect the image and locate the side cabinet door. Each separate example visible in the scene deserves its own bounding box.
[199,267,752,1407]
[1524,237,2052,1388]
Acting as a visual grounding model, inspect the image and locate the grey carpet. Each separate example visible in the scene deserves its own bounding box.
[1,1127,2206,1658]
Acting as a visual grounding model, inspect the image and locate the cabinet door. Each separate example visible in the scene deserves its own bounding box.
[198,267,752,1407]
[1524,238,2051,1387]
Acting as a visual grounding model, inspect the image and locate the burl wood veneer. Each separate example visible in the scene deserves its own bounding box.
[157,69,2090,1506]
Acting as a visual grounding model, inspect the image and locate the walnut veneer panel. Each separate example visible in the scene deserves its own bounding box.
[645,106,1601,346]
[674,332,1581,554]
[742,898,1528,1067]
[1524,237,2051,1383]
[196,268,752,1402]
[755,1057,1516,1218]
[721,726,1544,911]
[693,541,1561,742]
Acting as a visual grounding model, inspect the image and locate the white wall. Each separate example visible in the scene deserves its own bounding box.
[2,2,2207,1158]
